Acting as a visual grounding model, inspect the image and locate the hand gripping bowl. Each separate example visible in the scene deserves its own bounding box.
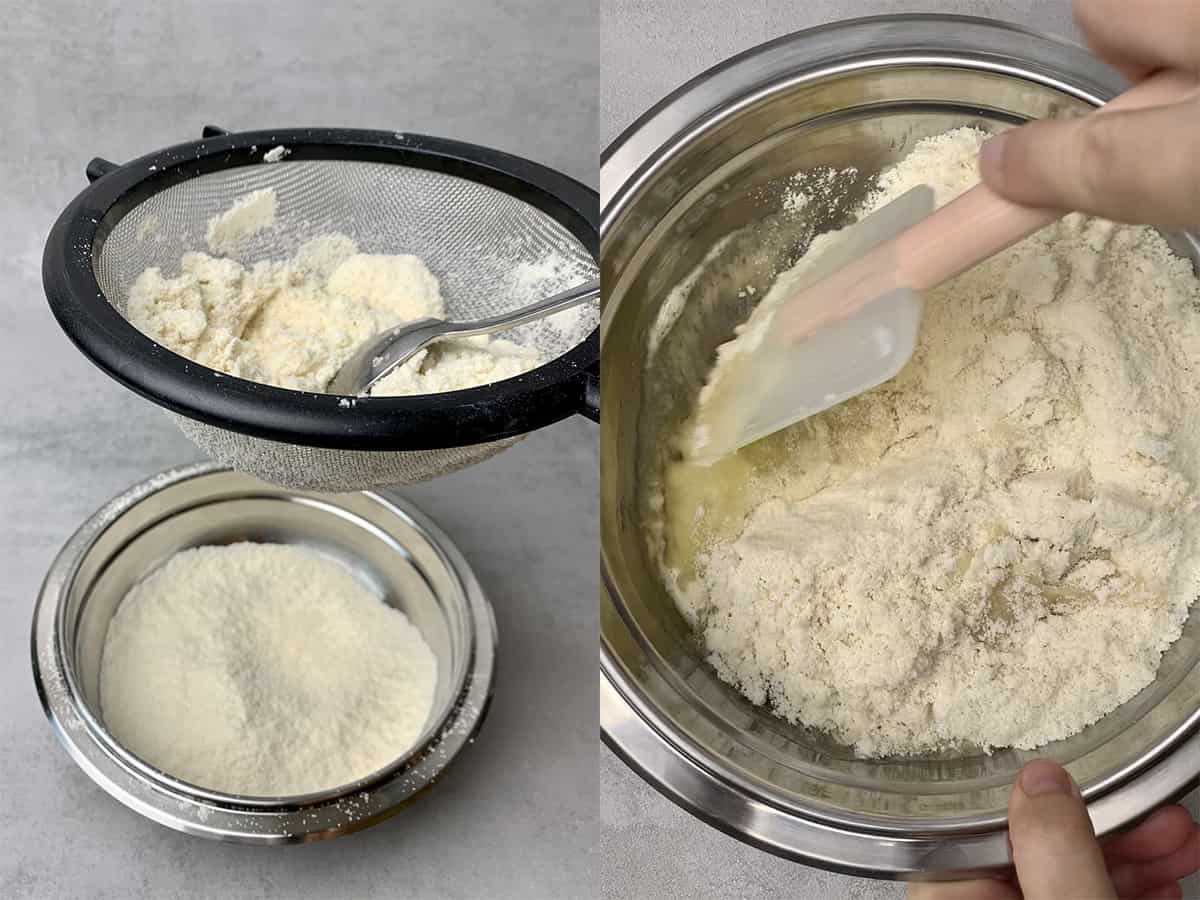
[43,126,598,492]
[599,15,1200,880]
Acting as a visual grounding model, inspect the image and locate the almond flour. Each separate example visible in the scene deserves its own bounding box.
[128,188,544,396]
[659,128,1200,756]
[100,543,438,796]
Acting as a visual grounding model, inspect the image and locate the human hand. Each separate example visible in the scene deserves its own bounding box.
[979,0,1200,229]
[906,760,1199,900]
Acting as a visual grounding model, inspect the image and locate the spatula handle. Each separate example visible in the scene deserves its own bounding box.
[897,69,1199,292]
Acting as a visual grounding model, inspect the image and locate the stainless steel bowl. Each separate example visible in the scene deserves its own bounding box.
[600,15,1200,879]
[32,462,496,844]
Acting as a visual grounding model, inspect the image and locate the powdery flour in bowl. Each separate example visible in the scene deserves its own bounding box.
[100,542,438,797]
[657,127,1200,757]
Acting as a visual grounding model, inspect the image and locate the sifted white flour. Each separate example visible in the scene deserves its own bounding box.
[100,543,438,796]
[659,127,1200,756]
[127,189,544,396]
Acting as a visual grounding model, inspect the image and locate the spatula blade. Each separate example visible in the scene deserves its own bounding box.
[687,185,935,464]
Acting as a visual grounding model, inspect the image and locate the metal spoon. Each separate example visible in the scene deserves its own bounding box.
[329,278,600,396]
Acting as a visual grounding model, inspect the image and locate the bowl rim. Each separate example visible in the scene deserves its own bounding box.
[599,13,1200,878]
[31,461,498,843]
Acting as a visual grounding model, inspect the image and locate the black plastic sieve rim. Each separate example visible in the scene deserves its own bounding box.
[43,126,599,451]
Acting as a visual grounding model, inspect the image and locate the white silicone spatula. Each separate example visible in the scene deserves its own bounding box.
[688,70,1197,465]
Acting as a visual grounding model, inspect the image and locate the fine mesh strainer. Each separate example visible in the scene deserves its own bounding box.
[44,125,598,491]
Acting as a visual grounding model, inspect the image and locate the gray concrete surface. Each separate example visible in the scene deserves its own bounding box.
[0,1,596,898]
[599,2,1200,899]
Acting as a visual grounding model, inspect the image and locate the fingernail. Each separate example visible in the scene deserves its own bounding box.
[1020,759,1073,797]
[980,132,1009,176]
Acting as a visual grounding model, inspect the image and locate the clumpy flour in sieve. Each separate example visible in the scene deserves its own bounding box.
[657,128,1200,756]
[127,188,542,396]
[100,543,438,796]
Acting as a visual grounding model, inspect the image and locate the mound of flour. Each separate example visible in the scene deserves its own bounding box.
[662,128,1200,756]
[100,543,438,796]
[126,189,542,396]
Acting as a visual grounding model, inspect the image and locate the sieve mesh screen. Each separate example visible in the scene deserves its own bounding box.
[94,159,599,362]
[84,156,597,490]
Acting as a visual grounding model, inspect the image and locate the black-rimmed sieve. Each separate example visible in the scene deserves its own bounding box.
[43,125,599,491]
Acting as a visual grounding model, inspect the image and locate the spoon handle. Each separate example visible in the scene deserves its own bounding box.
[446,279,600,339]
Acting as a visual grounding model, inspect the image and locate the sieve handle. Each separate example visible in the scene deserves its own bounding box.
[86,125,228,183]
[86,158,118,183]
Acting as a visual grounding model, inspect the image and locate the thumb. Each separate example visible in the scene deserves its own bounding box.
[979,101,1200,230]
[1008,760,1115,900]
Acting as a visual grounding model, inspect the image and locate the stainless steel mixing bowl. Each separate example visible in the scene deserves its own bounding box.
[32,462,496,844]
[600,15,1200,879]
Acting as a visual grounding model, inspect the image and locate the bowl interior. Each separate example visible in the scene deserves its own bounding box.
[602,61,1200,826]
[60,470,471,803]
